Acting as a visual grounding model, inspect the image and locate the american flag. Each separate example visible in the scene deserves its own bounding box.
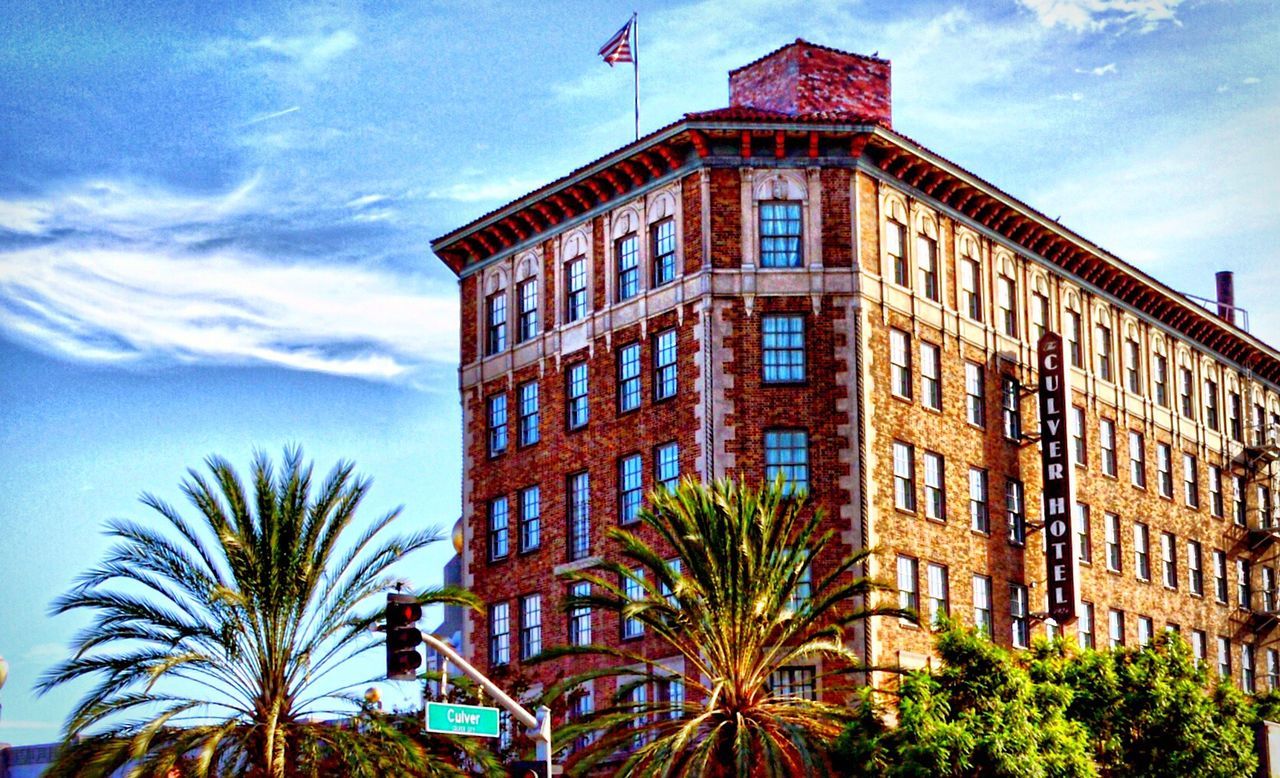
[598,18,634,66]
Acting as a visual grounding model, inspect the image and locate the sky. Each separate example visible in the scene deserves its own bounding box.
[1,0,1277,748]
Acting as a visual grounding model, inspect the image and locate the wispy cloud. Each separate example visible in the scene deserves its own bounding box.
[426,178,545,204]
[242,105,301,126]
[246,29,358,71]
[1076,63,1118,75]
[1017,0,1185,33]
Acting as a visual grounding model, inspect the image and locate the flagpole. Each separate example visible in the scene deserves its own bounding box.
[632,12,640,141]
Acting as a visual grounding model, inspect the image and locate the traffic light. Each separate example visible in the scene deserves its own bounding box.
[385,592,423,681]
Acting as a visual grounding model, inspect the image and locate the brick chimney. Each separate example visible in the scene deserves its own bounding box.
[728,39,892,126]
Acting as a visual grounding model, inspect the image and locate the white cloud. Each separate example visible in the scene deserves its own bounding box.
[1243,76,1261,84]
[1017,0,1184,33]
[347,193,389,208]
[1076,63,1118,75]
[426,178,545,204]
[1054,92,1086,101]
[247,29,358,70]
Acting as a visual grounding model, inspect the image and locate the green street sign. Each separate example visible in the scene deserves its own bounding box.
[425,701,501,737]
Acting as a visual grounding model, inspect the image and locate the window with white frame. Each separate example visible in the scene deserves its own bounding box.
[1156,443,1173,498]
[1138,615,1153,646]
[927,563,949,627]
[1218,636,1232,679]
[1269,649,1280,690]
[569,582,592,646]
[1264,566,1277,612]
[1134,522,1150,581]
[1076,503,1092,563]
[1188,540,1203,596]
[520,485,540,552]
[890,328,912,399]
[1228,389,1243,442]
[997,274,1017,337]
[918,232,939,301]
[1233,474,1247,526]
[1002,377,1021,441]
[619,454,642,525]
[1006,479,1025,546]
[654,329,678,401]
[921,341,942,410]
[1208,465,1223,517]
[1125,337,1143,394]
[488,394,508,456]
[519,381,539,447]
[568,471,591,561]
[762,314,805,383]
[893,441,916,512]
[923,450,945,521]
[486,290,508,356]
[622,569,645,638]
[960,255,983,320]
[769,666,816,701]
[520,594,542,659]
[490,602,511,665]
[1161,532,1177,589]
[969,467,989,534]
[1078,601,1095,649]
[566,256,588,322]
[655,442,679,491]
[965,362,985,427]
[1031,291,1049,343]
[1100,418,1117,476]
[1183,453,1199,508]
[651,218,677,287]
[489,496,509,561]
[1066,309,1083,367]
[618,343,641,413]
[1191,630,1207,663]
[765,429,809,495]
[1109,609,1125,648]
[1260,485,1274,530]
[887,218,908,287]
[1070,406,1086,466]
[1105,513,1122,573]
[1244,644,1257,693]
[1095,323,1113,382]
[1011,582,1029,648]
[1179,366,1195,419]
[616,233,639,301]
[518,278,539,342]
[1153,353,1169,407]
[1205,378,1220,430]
[1214,549,1229,603]
[1129,431,1146,487]
[1237,558,1251,610]
[897,555,919,614]
[759,201,803,268]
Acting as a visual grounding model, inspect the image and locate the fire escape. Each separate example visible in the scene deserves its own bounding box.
[1237,407,1280,633]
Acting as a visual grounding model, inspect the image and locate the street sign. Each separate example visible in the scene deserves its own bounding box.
[425,701,501,738]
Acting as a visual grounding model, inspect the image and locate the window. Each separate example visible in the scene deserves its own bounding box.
[1109,609,1125,648]
[1011,582,1029,648]
[566,362,589,429]
[488,394,508,456]
[1154,353,1169,407]
[890,328,912,399]
[1156,443,1173,498]
[1188,540,1203,596]
[1218,636,1232,679]
[1006,479,1025,546]
[1214,550,1229,603]
[789,553,813,611]
[1161,532,1177,589]
[897,555,919,614]
[760,201,802,267]
[661,677,685,719]
[1261,485,1275,530]
[1105,513,1123,573]
[488,496,509,561]
[622,570,645,638]
[661,558,683,608]
[1031,291,1049,342]
[918,233,939,300]
[1209,466,1224,517]
[765,430,809,495]
[518,278,539,342]
[1191,630,1207,663]
[1125,337,1143,394]
[1237,559,1251,610]
[520,594,542,659]
[1002,378,1022,441]
[651,218,677,287]
[997,275,1018,337]
[927,563,949,627]
[965,362,985,427]
[1228,390,1243,442]
[1095,324,1113,381]
[972,574,992,635]
[1066,309,1083,367]
[1183,453,1199,507]
[1128,431,1146,488]
[1133,522,1150,581]
[1138,616,1153,646]
[969,468,989,534]
[1244,644,1257,693]
[654,329,677,401]
[518,382,539,447]
[921,342,942,410]
[1100,419,1117,476]
[887,219,908,286]
[1204,379,1220,430]
[1256,402,1268,445]
[923,451,946,521]
[762,315,805,383]
[1179,367,1194,419]
[1070,406,1087,466]
[486,291,507,355]
[568,471,591,561]
[770,666,816,701]
[1264,567,1277,612]
[1233,475,1247,526]
[960,256,983,320]
[618,343,641,412]
[566,257,587,323]
[1268,649,1279,690]
[615,233,639,301]
[1076,503,1092,564]
[1079,601,1095,649]
[619,454,642,525]
[520,486,541,552]
[893,441,916,512]
[655,442,679,491]
[569,582,592,646]
[490,602,510,666]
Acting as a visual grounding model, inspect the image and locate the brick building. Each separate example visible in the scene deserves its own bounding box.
[430,40,1280,721]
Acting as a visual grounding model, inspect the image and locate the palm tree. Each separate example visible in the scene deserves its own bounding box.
[39,447,487,778]
[542,477,906,777]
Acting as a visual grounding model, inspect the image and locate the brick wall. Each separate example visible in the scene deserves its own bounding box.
[729,40,891,126]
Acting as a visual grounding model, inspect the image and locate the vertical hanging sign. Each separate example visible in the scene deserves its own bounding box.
[1038,332,1079,624]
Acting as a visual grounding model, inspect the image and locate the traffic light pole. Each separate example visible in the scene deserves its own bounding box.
[421,633,553,776]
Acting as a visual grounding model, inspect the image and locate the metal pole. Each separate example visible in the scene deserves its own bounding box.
[632,12,639,141]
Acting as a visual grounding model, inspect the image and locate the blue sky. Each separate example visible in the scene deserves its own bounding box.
[1,0,1277,747]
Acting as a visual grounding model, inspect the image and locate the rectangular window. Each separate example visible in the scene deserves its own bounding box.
[656,442,679,491]
[1095,324,1113,381]
[972,574,992,635]
[1269,649,1279,690]
[1156,443,1173,498]
[924,451,946,522]
[1218,636,1232,679]
[1188,540,1203,596]
[893,441,916,512]
[1204,379,1220,431]
[622,570,645,638]
[1233,475,1247,526]
[518,381,539,447]
[1002,377,1022,441]
[887,220,908,286]
[487,394,508,456]
[486,291,508,356]
[1209,466,1224,517]
[1011,582,1029,648]
[651,218,677,287]
[918,234,939,301]
[1183,453,1199,507]
[1256,402,1268,445]
[1228,390,1243,442]
[965,362,985,427]
[1129,431,1146,487]
[997,276,1018,337]
[762,314,805,383]
[568,471,591,561]
[1006,479,1025,546]
[1192,630,1207,663]
[618,343,641,412]
[1066,310,1083,367]
[566,257,587,323]
[519,486,541,552]
[1161,532,1177,589]
[897,555,919,614]
[1079,601,1095,649]
[518,278,539,342]
[520,594,542,659]
[960,257,983,320]
[1214,550,1229,603]
[1264,567,1277,612]
[490,602,511,666]
[488,496,509,561]
[654,329,678,401]
[969,467,989,534]
[1031,291,1049,342]
[1154,353,1169,406]
[1134,522,1150,581]
[1138,615,1153,646]
[759,201,803,267]
[789,553,813,611]
[1100,418,1117,476]
[569,582,591,646]
[567,362,589,429]
[1179,367,1195,419]
[1076,503,1092,564]
[770,666,817,701]
[1125,338,1143,394]
[619,454,642,525]
[616,234,639,301]
[1109,609,1125,648]
[765,429,809,495]
[921,342,942,410]
[1244,644,1257,693]
[927,563,949,627]
[890,328,912,399]
[1070,406,1087,466]
[1105,513,1123,573]
[1260,485,1275,530]
[1237,558,1251,610]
